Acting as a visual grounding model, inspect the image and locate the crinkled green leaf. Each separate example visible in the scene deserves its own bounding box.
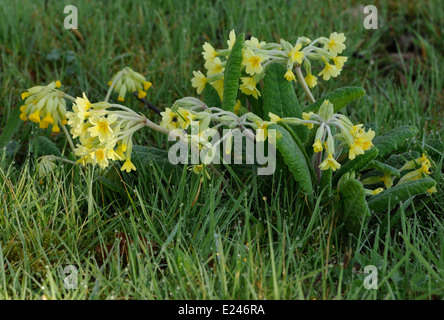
[367,178,436,213]
[368,160,401,178]
[372,126,419,158]
[222,33,244,112]
[132,145,179,177]
[262,63,307,141]
[332,148,379,186]
[271,124,313,195]
[31,136,62,157]
[304,86,366,113]
[202,82,222,108]
[339,178,370,236]
[262,63,302,118]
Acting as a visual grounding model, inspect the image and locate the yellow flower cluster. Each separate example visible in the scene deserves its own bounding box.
[397,153,433,186]
[19,81,67,132]
[192,31,348,102]
[66,93,146,172]
[268,99,375,173]
[108,67,152,102]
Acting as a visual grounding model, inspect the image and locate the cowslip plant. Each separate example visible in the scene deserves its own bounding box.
[15,31,438,236]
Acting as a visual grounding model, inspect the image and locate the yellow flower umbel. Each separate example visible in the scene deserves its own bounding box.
[67,93,147,173]
[108,67,152,101]
[19,80,67,132]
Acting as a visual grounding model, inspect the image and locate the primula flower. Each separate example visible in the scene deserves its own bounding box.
[302,112,315,129]
[108,67,152,101]
[305,74,317,88]
[324,32,346,56]
[313,139,323,153]
[318,60,339,80]
[202,42,217,61]
[332,56,348,71]
[160,108,181,130]
[242,48,265,75]
[19,80,67,132]
[284,69,296,81]
[319,153,341,171]
[88,114,118,143]
[240,77,261,99]
[288,43,304,65]
[227,30,236,49]
[399,153,431,172]
[191,70,208,94]
[245,36,266,49]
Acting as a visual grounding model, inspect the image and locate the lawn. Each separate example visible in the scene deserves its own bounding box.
[0,0,443,300]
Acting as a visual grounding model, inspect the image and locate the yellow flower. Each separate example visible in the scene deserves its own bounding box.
[55,80,62,88]
[176,107,195,129]
[39,114,54,129]
[202,42,217,62]
[324,32,346,56]
[313,139,323,153]
[121,158,137,173]
[143,81,152,91]
[319,153,341,171]
[254,120,272,142]
[160,108,180,130]
[332,56,348,71]
[348,125,375,159]
[305,74,317,88]
[191,70,207,94]
[240,77,261,99]
[88,115,117,143]
[91,149,109,169]
[234,100,242,115]
[211,78,224,100]
[284,69,296,81]
[399,153,431,171]
[380,173,394,189]
[242,48,265,75]
[205,57,224,75]
[427,186,437,194]
[371,188,384,195]
[348,143,365,160]
[288,43,304,64]
[318,61,339,80]
[268,112,282,122]
[29,111,41,123]
[227,30,236,49]
[191,164,211,180]
[137,90,147,99]
[302,112,314,129]
[245,36,266,49]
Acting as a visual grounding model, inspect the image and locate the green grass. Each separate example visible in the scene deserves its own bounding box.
[0,0,443,300]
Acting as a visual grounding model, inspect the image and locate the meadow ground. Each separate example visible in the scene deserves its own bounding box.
[0,0,443,299]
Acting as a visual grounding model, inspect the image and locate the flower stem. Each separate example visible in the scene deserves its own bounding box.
[61,124,76,154]
[295,67,315,104]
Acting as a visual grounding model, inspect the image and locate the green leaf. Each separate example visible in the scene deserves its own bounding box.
[271,124,313,195]
[0,107,22,148]
[338,178,370,236]
[262,63,302,118]
[372,126,419,158]
[132,145,179,177]
[367,160,401,178]
[31,136,62,157]
[304,86,366,113]
[222,33,244,112]
[332,148,379,186]
[202,83,222,108]
[319,169,332,201]
[262,63,307,141]
[367,178,436,213]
